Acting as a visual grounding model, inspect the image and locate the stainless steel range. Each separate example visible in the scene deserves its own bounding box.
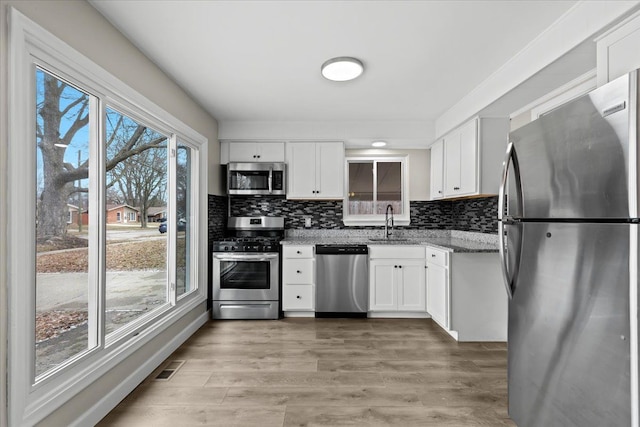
[211,217,284,319]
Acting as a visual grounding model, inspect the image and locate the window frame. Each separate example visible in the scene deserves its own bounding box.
[343,156,410,226]
[7,8,208,426]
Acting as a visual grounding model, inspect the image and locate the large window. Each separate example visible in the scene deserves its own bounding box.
[8,9,207,426]
[343,157,410,226]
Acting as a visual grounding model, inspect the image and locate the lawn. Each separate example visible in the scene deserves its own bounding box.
[37,239,167,273]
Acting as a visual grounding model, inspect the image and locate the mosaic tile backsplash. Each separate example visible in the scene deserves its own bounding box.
[208,195,227,243]
[220,195,498,234]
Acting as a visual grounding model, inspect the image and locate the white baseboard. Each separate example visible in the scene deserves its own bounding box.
[71,311,209,427]
[367,312,429,318]
[283,312,315,318]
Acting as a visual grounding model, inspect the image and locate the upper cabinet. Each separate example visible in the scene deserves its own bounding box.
[596,12,640,86]
[429,139,444,200]
[226,141,285,162]
[430,117,509,200]
[286,142,344,199]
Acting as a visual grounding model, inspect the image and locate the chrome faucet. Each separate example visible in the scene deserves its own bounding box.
[384,204,394,239]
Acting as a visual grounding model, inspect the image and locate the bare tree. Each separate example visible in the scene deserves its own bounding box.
[37,71,166,240]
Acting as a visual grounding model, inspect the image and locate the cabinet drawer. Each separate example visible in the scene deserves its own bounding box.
[283,245,314,258]
[283,259,314,284]
[426,247,449,267]
[369,245,425,259]
[283,284,314,310]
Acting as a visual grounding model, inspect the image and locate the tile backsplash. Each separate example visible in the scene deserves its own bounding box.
[213,195,498,234]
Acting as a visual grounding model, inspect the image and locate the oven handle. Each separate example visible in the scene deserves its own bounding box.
[213,253,279,262]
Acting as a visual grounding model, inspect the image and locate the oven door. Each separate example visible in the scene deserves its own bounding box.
[212,252,279,301]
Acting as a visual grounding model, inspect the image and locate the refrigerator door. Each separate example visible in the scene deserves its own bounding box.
[508,71,633,220]
[508,222,630,427]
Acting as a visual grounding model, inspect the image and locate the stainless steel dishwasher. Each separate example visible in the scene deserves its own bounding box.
[315,244,368,317]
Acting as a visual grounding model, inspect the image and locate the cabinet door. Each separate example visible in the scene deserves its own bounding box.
[397,261,426,311]
[316,142,344,199]
[256,142,285,162]
[430,139,444,200]
[229,143,258,162]
[426,263,448,329]
[458,119,478,195]
[444,130,461,196]
[369,260,397,311]
[287,142,317,198]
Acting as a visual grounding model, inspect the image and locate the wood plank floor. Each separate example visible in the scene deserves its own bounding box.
[98,318,515,426]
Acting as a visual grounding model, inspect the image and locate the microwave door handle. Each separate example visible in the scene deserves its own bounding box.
[268,167,273,194]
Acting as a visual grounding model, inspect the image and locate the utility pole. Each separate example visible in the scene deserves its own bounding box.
[77,149,83,233]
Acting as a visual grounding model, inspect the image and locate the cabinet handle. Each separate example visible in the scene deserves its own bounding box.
[257,155,261,158]
[296,251,301,254]
[296,295,301,299]
[431,254,436,257]
[454,187,460,190]
[253,155,257,158]
[438,191,442,194]
[296,270,301,273]
[399,265,402,269]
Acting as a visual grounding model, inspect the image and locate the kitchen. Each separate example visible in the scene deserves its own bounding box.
[2,1,640,426]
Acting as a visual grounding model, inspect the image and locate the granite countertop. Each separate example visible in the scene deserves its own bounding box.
[280,232,499,253]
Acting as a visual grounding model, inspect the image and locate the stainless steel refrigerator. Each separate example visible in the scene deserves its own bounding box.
[499,69,639,426]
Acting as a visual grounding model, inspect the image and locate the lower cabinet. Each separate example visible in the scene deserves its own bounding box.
[282,245,315,314]
[369,246,426,314]
[426,247,450,329]
[425,246,507,342]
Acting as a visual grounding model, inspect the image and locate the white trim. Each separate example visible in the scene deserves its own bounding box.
[69,310,209,427]
[343,156,410,227]
[8,8,208,426]
[435,1,640,138]
[508,69,597,119]
[367,312,429,319]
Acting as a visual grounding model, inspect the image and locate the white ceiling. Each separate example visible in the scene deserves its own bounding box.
[89,0,584,146]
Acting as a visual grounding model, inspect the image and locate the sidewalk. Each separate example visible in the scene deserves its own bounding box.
[36,270,166,311]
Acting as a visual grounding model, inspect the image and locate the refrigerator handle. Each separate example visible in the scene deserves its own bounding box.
[498,141,523,299]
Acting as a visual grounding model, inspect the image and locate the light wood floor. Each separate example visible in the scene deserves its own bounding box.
[98,318,515,426]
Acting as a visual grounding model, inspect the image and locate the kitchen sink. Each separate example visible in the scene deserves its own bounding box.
[368,238,410,242]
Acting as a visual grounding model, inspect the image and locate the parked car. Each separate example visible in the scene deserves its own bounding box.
[158,218,186,234]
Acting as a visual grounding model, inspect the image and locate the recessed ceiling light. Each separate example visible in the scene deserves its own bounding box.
[321,57,364,82]
[371,141,387,148]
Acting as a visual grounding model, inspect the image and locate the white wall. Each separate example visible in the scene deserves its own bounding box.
[0,1,218,425]
[345,149,430,201]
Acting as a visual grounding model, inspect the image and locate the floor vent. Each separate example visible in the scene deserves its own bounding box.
[154,360,185,381]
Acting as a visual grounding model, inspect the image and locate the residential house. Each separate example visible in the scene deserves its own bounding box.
[106,204,139,224]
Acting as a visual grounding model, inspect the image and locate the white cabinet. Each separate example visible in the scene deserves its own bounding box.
[424,247,507,342]
[369,246,426,314]
[426,247,450,329]
[286,142,344,199]
[429,139,444,200]
[282,245,315,313]
[444,119,478,197]
[596,12,640,86]
[228,142,285,162]
[430,117,509,200]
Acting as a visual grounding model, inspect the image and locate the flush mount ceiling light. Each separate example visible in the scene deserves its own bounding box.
[321,57,364,82]
[371,140,387,148]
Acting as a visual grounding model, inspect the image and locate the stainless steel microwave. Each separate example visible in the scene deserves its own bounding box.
[227,162,286,196]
